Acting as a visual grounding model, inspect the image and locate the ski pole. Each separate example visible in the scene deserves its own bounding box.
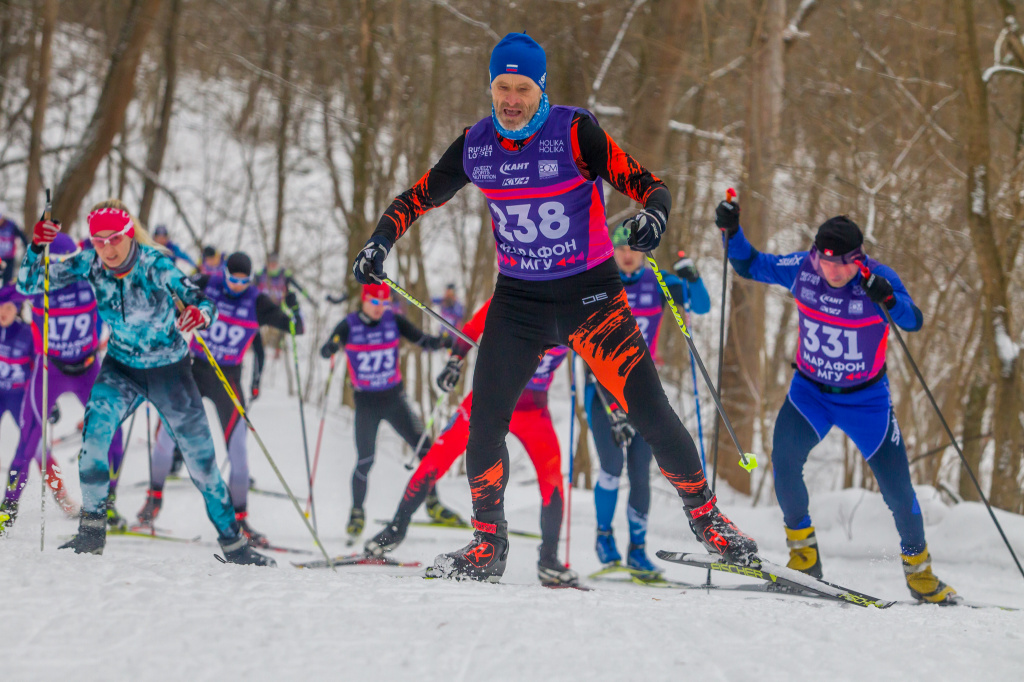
[284,303,316,533]
[40,188,51,551]
[588,369,628,457]
[856,262,1024,582]
[406,392,446,470]
[306,354,338,516]
[382,277,478,349]
[186,317,335,570]
[683,300,707,472]
[707,187,735,588]
[643,251,756,473]
[109,408,138,485]
[565,352,577,567]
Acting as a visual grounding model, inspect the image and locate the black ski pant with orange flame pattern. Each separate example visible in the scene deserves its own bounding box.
[466,258,707,523]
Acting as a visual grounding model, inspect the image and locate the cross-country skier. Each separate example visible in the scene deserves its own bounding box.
[353,33,758,582]
[137,251,301,547]
[365,298,577,586]
[255,251,313,362]
[19,200,271,565]
[320,282,458,541]
[0,286,32,473]
[431,283,464,329]
[199,246,222,277]
[152,224,197,270]
[0,203,28,286]
[2,234,126,534]
[587,224,711,575]
[715,203,955,603]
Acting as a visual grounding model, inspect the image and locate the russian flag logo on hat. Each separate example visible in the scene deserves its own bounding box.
[506,63,518,72]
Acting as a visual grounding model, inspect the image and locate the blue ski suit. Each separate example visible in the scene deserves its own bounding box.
[726,227,926,555]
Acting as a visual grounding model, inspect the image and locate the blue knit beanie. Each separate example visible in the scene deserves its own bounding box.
[489,33,547,91]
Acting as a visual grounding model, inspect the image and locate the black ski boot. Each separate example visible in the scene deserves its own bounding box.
[683,489,759,566]
[427,517,508,582]
[59,512,106,555]
[537,553,581,587]
[135,489,163,530]
[425,489,466,527]
[235,511,270,548]
[219,535,276,567]
[365,515,410,556]
[105,491,127,532]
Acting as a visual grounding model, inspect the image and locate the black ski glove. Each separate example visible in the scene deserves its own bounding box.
[861,267,897,309]
[352,234,391,284]
[320,334,341,359]
[436,355,465,393]
[715,200,740,238]
[608,407,635,449]
[626,209,667,252]
[673,253,700,283]
[284,290,300,312]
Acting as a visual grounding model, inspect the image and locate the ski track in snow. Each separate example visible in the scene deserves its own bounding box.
[2,365,1024,682]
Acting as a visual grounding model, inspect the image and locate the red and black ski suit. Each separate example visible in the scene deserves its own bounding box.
[393,299,566,560]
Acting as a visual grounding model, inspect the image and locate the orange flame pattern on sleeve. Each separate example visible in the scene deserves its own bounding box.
[568,290,645,412]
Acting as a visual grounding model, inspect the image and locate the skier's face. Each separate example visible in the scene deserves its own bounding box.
[362,295,390,320]
[226,272,251,294]
[819,259,859,288]
[614,245,644,274]
[0,302,17,327]
[491,74,542,131]
[154,234,169,246]
[93,231,134,268]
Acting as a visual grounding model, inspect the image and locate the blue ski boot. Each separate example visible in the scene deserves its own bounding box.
[595,528,622,565]
[626,543,662,576]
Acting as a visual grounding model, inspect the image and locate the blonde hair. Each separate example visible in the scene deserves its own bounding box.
[87,198,167,254]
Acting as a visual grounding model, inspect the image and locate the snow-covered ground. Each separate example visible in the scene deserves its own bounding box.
[2,354,1024,682]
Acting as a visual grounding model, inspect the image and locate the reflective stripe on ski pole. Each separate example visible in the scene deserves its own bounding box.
[40,188,52,552]
[284,303,316,533]
[407,393,446,470]
[190,329,335,571]
[856,262,1024,582]
[306,354,337,516]
[645,253,757,473]
[382,278,478,349]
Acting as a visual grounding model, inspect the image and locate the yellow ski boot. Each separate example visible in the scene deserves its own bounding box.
[902,546,958,604]
[426,489,466,527]
[785,525,823,578]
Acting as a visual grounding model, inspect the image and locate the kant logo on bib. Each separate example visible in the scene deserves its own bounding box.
[538,160,558,179]
[500,161,529,175]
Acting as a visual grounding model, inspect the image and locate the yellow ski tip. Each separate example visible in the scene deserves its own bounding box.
[739,453,758,472]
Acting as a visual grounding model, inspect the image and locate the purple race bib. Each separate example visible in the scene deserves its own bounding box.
[526,346,569,392]
[31,282,99,364]
[190,275,260,366]
[345,311,402,392]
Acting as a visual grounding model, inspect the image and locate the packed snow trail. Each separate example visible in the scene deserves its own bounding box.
[1,374,1023,681]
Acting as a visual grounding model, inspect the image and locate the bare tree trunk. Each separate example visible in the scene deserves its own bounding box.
[23,0,57,225]
[717,0,785,495]
[138,0,182,227]
[53,0,163,228]
[960,360,991,501]
[271,0,298,253]
[951,0,1024,511]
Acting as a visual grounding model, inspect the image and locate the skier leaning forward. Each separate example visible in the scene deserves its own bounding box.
[352,32,759,582]
[715,200,955,603]
[20,200,272,566]
[365,297,576,585]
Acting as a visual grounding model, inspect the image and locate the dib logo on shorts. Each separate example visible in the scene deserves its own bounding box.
[538,160,558,179]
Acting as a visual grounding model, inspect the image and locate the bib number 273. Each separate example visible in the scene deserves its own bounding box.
[491,202,569,244]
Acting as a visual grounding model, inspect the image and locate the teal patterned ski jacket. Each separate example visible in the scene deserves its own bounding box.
[18,244,217,369]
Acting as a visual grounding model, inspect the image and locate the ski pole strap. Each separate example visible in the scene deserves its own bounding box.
[645,254,689,338]
[383,277,478,349]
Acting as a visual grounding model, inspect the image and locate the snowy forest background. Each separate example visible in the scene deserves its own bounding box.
[2,0,1023,514]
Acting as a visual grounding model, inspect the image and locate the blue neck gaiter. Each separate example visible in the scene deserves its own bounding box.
[492,94,550,141]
